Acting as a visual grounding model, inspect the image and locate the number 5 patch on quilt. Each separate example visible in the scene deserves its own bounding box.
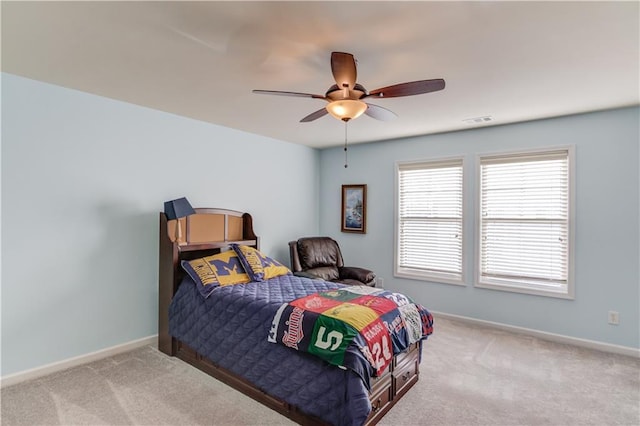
[268,286,429,376]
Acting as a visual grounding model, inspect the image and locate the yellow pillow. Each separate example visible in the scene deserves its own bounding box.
[182,250,250,298]
[231,244,291,282]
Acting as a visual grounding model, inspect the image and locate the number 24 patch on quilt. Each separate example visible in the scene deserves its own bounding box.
[268,286,433,376]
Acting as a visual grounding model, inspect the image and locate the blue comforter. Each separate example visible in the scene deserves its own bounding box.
[169,274,374,425]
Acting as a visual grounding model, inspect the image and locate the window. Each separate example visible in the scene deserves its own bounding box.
[477,148,574,298]
[395,158,464,284]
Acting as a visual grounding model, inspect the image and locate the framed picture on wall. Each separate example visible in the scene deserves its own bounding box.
[341,184,367,234]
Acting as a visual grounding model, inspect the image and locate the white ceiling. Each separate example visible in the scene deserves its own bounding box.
[2,1,638,148]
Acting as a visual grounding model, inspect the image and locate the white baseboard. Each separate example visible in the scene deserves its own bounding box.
[432,311,640,358]
[3,313,637,388]
[0,335,158,388]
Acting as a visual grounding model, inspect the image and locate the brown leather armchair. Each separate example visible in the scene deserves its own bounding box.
[289,236,376,286]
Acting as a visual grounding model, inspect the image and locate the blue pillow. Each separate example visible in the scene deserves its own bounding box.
[182,250,250,298]
[231,244,291,282]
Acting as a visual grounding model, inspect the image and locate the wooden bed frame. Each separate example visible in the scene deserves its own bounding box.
[158,208,421,425]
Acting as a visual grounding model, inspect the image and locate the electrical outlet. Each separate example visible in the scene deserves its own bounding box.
[608,311,619,325]
[376,277,384,289]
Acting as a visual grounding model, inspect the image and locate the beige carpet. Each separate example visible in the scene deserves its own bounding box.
[2,317,639,425]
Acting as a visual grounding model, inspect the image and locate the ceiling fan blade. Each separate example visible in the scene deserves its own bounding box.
[366,79,445,98]
[365,103,398,121]
[252,89,325,99]
[331,52,357,90]
[300,108,328,122]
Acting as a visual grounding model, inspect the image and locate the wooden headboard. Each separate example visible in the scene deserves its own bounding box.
[158,208,259,355]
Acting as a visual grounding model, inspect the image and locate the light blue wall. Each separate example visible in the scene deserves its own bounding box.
[2,72,637,378]
[319,107,640,349]
[1,73,320,376]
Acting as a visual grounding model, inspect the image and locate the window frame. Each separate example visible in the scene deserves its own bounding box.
[394,156,466,286]
[474,146,575,299]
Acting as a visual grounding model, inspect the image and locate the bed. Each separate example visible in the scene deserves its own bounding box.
[158,208,433,425]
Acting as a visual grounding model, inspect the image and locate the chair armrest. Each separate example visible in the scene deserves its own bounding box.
[339,266,376,284]
[293,271,323,280]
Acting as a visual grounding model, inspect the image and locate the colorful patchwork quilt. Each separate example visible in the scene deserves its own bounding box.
[268,285,434,377]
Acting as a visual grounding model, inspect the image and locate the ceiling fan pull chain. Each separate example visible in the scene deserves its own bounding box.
[344,121,348,168]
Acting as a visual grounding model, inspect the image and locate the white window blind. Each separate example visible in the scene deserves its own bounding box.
[478,149,572,296]
[396,159,464,283]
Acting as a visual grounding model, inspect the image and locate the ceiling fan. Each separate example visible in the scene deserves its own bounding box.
[252,51,445,123]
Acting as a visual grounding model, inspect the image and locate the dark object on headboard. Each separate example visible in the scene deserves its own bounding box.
[289,236,376,286]
[163,197,196,245]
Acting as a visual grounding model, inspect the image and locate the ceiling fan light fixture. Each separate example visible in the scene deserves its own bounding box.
[253,51,445,124]
[326,100,367,122]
